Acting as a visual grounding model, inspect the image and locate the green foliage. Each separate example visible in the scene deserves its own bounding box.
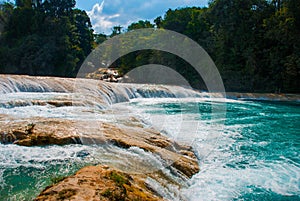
[109,171,129,186]
[127,20,154,31]
[94,33,107,45]
[114,0,299,93]
[154,16,162,28]
[0,0,299,92]
[0,0,94,77]
[101,189,113,197]
[110,25,123,37]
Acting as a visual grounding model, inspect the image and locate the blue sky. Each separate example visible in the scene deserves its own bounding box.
[76,0,208,34]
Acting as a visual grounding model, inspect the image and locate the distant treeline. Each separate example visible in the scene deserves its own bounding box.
[0,0,299,93]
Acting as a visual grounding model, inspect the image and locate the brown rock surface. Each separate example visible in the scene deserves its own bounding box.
[0,118,199,178]
[34,165,163,201]
[86,68,121,82]
[101,123,199,178]
[0,119,80,146]
[0,109,199,200]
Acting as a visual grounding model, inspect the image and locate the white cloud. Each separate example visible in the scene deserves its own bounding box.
[87,1,122,34]
[87,0,208,34]
[90,1,104,14]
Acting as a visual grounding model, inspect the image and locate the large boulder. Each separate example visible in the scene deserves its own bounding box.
[34,165,163,201]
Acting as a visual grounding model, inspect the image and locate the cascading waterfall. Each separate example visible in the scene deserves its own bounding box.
[0,75,202,99]
[0,74,299,201]
[0,75,205,200]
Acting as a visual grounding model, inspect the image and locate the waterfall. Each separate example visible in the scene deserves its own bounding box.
[0,74,202,200]
[0,75,204,109]
[1,75,299,200]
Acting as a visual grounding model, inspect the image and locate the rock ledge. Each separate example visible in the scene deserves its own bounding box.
[35,165,163,201]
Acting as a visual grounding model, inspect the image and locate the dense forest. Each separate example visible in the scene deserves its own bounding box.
[0,0,94,77]
[0,0,299,92]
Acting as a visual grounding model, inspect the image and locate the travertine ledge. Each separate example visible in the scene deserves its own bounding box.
[0,116,199,200]
[34,165,164,201]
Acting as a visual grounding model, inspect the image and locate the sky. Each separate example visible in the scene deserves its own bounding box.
[76,0,208,34]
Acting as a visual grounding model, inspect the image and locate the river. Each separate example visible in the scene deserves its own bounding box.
[0,75,299,200]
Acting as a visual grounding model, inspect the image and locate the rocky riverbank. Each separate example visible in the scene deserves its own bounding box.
[0,115,199,200]
[226,92,300,102]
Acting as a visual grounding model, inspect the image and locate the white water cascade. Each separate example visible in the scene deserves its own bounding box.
[1,75,298,201]
[0,74,208,200]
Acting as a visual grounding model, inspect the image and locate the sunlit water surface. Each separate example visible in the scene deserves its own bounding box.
[0,92,299,201]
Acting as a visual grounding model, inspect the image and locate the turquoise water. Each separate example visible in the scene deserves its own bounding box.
[0,144,94,200]
[132,99,300,200]
[0,96,299,200]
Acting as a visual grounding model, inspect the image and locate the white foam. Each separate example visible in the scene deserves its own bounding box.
[182,159,300,201]
[0,77,299,200]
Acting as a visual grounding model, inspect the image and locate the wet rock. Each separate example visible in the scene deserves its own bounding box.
[76,150,90,158]
[34,165,163,201]
[12,130,28,140]
[0,118,199,178]
[0,131,16,144]
[15,133,79,146]
[86,68,121,83]
[0,120,81,146]
[100,123,199,178]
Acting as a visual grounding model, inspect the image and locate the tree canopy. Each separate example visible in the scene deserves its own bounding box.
[0,0,94,77]
[114,0,299,92]
[0,0,299,92]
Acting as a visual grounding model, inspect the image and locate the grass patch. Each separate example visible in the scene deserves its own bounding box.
[101,189,113,197]
[109,172,129,186]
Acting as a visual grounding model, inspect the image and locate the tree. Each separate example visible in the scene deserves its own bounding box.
[154,16,162,28]
[161,8,194,33]
[0,2,14,34]
[263,0,300,92]
[127,20,154,31]
[94,33,107,45]
[110,25,122,37]
[42,0,76,17]
[0,0,299,92]
[15,0,32,8]
[0,0,94,77]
